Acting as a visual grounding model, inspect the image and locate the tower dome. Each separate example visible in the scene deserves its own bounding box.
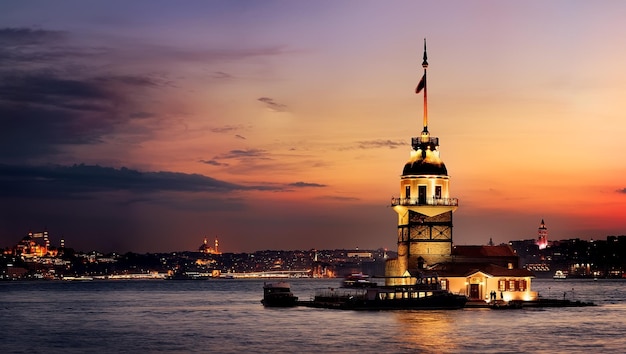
[402,150,448,176]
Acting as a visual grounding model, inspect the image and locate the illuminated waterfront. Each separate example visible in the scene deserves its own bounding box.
[1,279,625,353]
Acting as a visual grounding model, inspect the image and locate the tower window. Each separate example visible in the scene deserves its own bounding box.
[435,186,442,199]
[405,186,411,202]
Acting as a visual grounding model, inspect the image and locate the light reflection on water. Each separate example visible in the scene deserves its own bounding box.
[393,311,458,353]
[1,279,625,353]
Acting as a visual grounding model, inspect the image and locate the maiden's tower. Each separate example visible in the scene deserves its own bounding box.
[385,41,536,303]
[385,40,458,286]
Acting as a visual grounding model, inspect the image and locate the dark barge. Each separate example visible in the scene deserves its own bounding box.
[261,282,298,307]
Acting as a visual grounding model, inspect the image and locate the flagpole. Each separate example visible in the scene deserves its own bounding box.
[422,39,428,132]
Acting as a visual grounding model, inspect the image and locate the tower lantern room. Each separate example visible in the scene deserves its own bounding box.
[386,40,459,286]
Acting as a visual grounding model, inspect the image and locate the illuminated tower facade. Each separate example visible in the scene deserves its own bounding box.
[385,40,459,285]
[537,219,548,250]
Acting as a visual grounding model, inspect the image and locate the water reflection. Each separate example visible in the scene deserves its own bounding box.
[393,310,458,352]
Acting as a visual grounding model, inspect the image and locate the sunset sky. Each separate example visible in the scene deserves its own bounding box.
[1,1,625,253]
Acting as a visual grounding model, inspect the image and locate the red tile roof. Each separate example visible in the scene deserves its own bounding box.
[430,262,535,278]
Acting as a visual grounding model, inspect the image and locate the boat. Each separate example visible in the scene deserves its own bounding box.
[553,270,568,279]
[341,273,377,288]
[311,274,467,310]
[261,282,298,307]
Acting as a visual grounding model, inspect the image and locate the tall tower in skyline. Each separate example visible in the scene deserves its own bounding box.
[386,40,459,286]
[537,219,548,250]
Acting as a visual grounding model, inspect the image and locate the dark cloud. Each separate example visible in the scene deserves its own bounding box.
[204,149,271,170]
[357,139,407,149]
[199,159,229,167]
[216,148,271,160]
[0,72,111,104]
[0,163,279,200]
[0,27,171,163]
[210,125,242,133]
[288,181,327,188]
[0,70,162,162]
[617,188,626,194]
[0,27,291,165]
[0,28,66,45]
[94,75,161,87]
[0,27,105,67]
[210,71,233,79]
[258,97,288,112]
[210,125,247,139]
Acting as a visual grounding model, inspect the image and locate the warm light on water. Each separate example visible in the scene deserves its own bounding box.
[1,279,625,353]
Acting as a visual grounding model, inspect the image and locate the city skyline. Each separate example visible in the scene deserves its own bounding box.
[1,1,625,253]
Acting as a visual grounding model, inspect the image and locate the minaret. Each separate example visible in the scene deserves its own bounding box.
[537,219,548,250]
[386,40,459,285]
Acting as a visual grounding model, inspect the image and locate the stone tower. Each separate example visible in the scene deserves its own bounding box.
[385,40,459,285]
[537,219,548,250]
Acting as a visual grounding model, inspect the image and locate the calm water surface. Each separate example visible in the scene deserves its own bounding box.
[1,278,625,353]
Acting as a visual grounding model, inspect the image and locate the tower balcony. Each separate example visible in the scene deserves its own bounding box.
[390,196,459,207]
[411,136,439,150]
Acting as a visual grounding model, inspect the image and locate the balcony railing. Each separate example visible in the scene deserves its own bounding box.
[390,196,459,207]
[411,136,439,150]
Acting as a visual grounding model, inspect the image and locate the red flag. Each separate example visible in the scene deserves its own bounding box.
[415,74,426,94]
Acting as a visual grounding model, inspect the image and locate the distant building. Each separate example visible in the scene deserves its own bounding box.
[537,219,548,250]
[347,251,373,258]
[384,42,536,302]
[14,230,58,258]
[198,237,221,254]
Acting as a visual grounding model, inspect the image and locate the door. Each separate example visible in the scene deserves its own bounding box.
[418,185,427,205]
[405,186,411,203]
[470,284,480,299]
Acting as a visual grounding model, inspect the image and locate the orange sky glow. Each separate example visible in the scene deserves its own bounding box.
[1,1,625,252]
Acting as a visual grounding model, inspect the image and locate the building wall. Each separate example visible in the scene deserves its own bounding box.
[443,275,537,301]
[384,258,412,286]
[406,210,453,267]
[400,176,451,201]
[388,209,453,285]
[446,277,469,296]
[385,259,398,276]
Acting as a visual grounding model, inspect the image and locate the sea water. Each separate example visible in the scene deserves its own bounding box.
[1,278,625,353]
